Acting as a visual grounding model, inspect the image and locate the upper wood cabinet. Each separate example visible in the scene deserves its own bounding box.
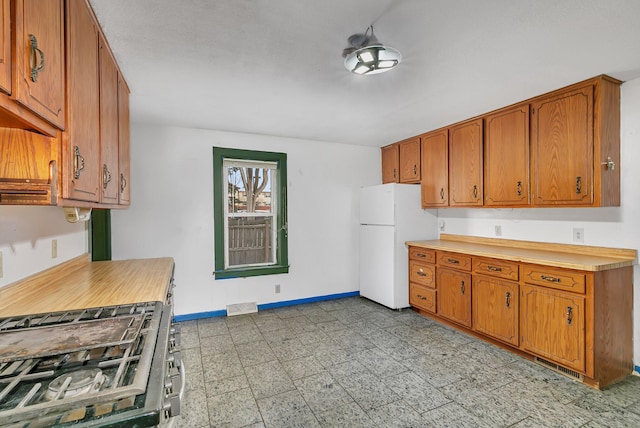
[0,0,10,94]
[398,137,420,183]
[99,37,119,204]
[381,143,399,183]
[531,77,620,207]
[484,105,529,206]
[12,0,65,130]
[63,0,100,203]
[449,118,483,207]
[118,75,131,205]
[421,129,448,208]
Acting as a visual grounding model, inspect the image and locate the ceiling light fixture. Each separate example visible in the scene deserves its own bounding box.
[342,25,401,75]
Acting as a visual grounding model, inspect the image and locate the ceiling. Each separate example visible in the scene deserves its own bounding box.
[88,0,640,147]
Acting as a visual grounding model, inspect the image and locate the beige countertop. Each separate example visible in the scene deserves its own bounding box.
[0,255,174,317]
[407,234,636,271]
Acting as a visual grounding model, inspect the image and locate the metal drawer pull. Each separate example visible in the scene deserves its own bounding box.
[566,306,573,325]
[120,173,127,192]
[416,271,427,277]
[473,185,478,199]
[505,291,511,308]
[576,176,582,194]
[440,188,445,200]
[73,146,85,179]
[417,294,427,301]
[487,266,502,272]
[541,275,561,283]
[29,34,45,82]
[460,281,465,295]
[393,168,396,178]
[413,165,417,175]
[447,258,460,264]
[517,181,522,196]
[103,164,112,190]
[416,253,427,258]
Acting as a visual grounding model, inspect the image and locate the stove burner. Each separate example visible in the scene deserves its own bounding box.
[45,368,108,401]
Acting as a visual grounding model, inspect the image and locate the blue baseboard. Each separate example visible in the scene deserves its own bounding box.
[173,291,360,323]
[635,365,640,375]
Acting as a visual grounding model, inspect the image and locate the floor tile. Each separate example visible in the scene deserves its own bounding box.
[366,399,429,427]
[294,372,354,413]
[281,355,327,380]
[172,387,210,428]
[236,339,277,367]
[205,374,250,397]
[315,402,374,427]
[197,317,229,338]
[256,389,320,428]
[207,388,262,427]
[244,360,295,399]
[384,370,451,413]
[338,370,401,410]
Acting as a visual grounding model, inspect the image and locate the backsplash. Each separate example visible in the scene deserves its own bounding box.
[0,206,87,287]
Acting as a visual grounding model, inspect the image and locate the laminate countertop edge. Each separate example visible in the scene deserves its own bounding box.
[406,236,637,272]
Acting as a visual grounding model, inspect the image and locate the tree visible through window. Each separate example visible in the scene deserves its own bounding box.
[213,148,288,279]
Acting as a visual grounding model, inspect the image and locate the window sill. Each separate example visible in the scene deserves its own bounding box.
[214,265,289,280]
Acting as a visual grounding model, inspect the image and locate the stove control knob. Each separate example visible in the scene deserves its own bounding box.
[167,350,182,368]
[169,328,181,348]
[165,373,182,394]
[163,393,181,418]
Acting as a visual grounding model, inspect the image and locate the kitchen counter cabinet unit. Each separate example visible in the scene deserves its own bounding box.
[0,255,175,317]
[407,234,636,389]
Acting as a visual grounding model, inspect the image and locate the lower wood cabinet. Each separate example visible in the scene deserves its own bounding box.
[436,268,471,327]
[407,237,635,389]
[472,275,519,346]
[521,283,585,372]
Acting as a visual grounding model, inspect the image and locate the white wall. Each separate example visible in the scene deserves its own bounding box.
[0,206,88,287]
[110,125,380,316]
[437,77,640,366]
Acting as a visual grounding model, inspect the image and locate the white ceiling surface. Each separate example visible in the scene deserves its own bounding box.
[89,0,640,147]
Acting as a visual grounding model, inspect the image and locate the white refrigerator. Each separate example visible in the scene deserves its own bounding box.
[359,183,438,309]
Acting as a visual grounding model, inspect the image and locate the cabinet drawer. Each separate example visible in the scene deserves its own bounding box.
[473,257,519,281]
[410,283,436,313]
[409,247,435,263]
[436,251,472,271]
[523,265,585,294]
[409,261,435,288]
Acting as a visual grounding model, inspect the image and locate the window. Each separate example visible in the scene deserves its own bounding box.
[213,147,288,279]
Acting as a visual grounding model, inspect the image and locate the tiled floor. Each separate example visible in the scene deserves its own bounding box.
[173,297,640,427]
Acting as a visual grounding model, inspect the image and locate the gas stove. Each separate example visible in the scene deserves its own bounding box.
[0,299,183,427]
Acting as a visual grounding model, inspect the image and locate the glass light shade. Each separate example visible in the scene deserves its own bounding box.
[344,44,402,75]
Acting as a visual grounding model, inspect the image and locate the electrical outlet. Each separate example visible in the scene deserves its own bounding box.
[52,239,58,259]
[275,284,280,294]
[0,251,3,278]
[494,225,502,236]
[439,221,445,231]
[573,228,584,243]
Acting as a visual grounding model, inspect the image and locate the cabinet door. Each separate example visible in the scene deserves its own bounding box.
[118,75,130,205]
[64,0,100,202]
[484,105,529,206]
[531,85,593,206]
[449,119,483,206]
[13,0,65,128]
[399,138,420,183]
[420,129,448,207]
[0,0,10,94]
[381,144,399,183]
[472,275,519,346]
[436,268,471,327]
[521,284,585,372]
[99,38,119,204]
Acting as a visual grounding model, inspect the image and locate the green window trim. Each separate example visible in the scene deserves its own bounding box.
[213,147,289,279]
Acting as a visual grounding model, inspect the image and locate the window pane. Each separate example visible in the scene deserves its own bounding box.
[227,216,274,266]
[227,166,272,214]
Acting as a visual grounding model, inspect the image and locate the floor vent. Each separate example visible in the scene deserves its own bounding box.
[226,302,258,316]
[534,357,583,381]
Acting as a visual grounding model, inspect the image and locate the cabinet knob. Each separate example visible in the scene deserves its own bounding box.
[29,34,45,82]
